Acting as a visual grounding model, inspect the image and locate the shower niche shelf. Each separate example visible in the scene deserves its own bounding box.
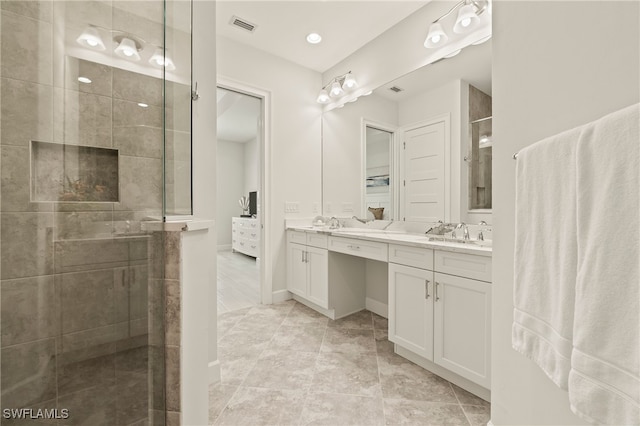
[31,140,119,202]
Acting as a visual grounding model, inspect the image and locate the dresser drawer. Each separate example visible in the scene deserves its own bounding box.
[287,230,307,245]
[306,233,328,249]
[328,236,388,262]
[389,244,433,270]
[434,251,491,282]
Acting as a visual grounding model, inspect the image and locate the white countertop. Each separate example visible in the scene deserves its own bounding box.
[287,225,492,257]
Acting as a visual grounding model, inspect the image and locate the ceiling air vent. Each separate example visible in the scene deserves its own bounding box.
[230,16,257,33]
[389,86,404,93]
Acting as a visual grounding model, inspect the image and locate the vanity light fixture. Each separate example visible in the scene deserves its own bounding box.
[316,71,359,104]
[114,36,142,61]
[424,0,489,48]
[149,47,176,71]
[76,26,106,51]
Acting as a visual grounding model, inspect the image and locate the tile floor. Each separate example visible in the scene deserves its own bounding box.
[217,250,260,314]
[210,300,491,425]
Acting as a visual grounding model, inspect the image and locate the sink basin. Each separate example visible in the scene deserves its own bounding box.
[426,236,491,247]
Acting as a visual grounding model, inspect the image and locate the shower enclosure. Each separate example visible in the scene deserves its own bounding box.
[0,1,192,424]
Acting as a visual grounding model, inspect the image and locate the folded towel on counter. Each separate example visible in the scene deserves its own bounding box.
[569,103,640,425]
[512,125,581,389]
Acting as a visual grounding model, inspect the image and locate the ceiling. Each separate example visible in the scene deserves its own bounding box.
[217,88,261,143]
[216,1,430,73]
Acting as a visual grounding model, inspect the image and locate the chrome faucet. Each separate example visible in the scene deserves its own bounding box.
[453,223,470,240]
[477,221,488,241]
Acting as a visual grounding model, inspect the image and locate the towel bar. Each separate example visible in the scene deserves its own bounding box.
[513,152,519,160]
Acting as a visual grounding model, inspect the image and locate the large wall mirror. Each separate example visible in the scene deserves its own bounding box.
[322,39,492,223]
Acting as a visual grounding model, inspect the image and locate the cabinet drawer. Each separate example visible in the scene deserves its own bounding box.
[306,233,328,249]
[389,244,433,270]
[434,251,491,282]
[328,236,388,262]
[287,230,307,245]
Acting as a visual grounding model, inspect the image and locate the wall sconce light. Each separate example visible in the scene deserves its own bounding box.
[114,36,142,61]
[76,26,106,51]
[424,0,489,48]
[317,71,358,104]
[149,47,176,71]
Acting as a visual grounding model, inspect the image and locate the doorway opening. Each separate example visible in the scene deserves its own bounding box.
[216,85,267,313]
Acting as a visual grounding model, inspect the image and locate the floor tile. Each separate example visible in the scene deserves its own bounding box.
[214,386,306,426]
[452,383,490,406]
[461,404,491,426]
[269,324,327,353]
[218,344,264,386]
[242,348,318,391]
[383,399,469,425]
[321,327,376,354]
[283,303,330,327]
[328,309,373,330]
[311,351,381,397]
[300,392,385,426]
[208,383,238,424]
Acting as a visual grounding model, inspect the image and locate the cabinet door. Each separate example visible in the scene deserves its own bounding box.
[306,246,328,309]
[433,272,491,388]
[388,263,434,361]
[287,243,307,297]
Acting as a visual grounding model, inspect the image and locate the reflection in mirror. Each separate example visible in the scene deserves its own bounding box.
[365,126,393,220]
[469,116,492,210]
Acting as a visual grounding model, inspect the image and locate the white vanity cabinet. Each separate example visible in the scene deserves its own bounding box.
[388,244,492,389]
[286,231,329,309]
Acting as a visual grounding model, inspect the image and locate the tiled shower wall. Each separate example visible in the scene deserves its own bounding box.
[0,1,190,424]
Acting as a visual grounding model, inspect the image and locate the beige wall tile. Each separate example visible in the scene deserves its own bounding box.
[1,78,53,146]
[59,269,117,333]
[0,1,52,23]
[0,212,54,280]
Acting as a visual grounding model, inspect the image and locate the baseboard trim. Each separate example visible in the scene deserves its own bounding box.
[365,297,388,319]
[217,244,232,252]
[272,289,293,304]
[208,359,221,384]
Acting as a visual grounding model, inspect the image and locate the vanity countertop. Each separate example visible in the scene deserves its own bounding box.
[286,225,492,257]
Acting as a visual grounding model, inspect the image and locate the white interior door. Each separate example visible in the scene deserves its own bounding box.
[402,121,446,222]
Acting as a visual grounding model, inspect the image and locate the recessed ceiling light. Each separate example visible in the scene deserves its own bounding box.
[306,33,322,44]
[137,102,149,108]
[77,76,92,84]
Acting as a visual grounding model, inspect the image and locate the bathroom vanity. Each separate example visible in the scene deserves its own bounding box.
[286,225,492,400]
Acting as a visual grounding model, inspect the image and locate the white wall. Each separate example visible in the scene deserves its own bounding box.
[244,137,259,195]
[216,139,245,248]
[217,36,322,294]
[491,1,639,424]
[398,79,463,223]
[323,93,398,217]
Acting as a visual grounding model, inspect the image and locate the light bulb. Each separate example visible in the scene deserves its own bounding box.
[316,89,330,104]
[114,37,141,61]
[149,47,176,71]
[431,34,441,43]
[424,22,448,48]
[87,39,98,47]
[329,81,344,98]
[342,73,358,90]
[76,26,106,51]
[462,17,471,27]
[453,4,479,33]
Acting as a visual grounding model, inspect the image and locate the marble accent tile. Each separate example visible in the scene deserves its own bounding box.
[164,231,181,280]
[113,125,163,159]
[57,353,115,397]
[0,10,52,84]
[113,67,162,107]
[372,313,388,330]
[461,404,491,426]
[243,348,317,391]
[165,345,180,412]
[451,384,490,407]
[0,1,52,22]
[165,411,180,426]
[328,309,373,330]
[321,327,376,354]
[311,352,381,397]
[217,307,250,339]
[0,78,53,146]
[283,303,329,327]
[0,145,53,212]
[116,155,163,212]
[148,279,165,347]
[57,384,117,426]
[218,343,263,386]
[214,386,306,426]
[0,338,56,408]
[59,269,116,333]
[208,383,238,425]
[62,89,112,148]
[148,345,166,411]
[382,399,469,426]
[129,265,149,321]
[0,212,53,280]
[0,276,57,347]
[165,279,181,346]
[268,323,326,353]
[64,57,112,97]
[300,392,385,426]
[377,355,458,403]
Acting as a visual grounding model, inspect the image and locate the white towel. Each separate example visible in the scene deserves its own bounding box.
[569,103,640,425]
[513,126,581,389]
